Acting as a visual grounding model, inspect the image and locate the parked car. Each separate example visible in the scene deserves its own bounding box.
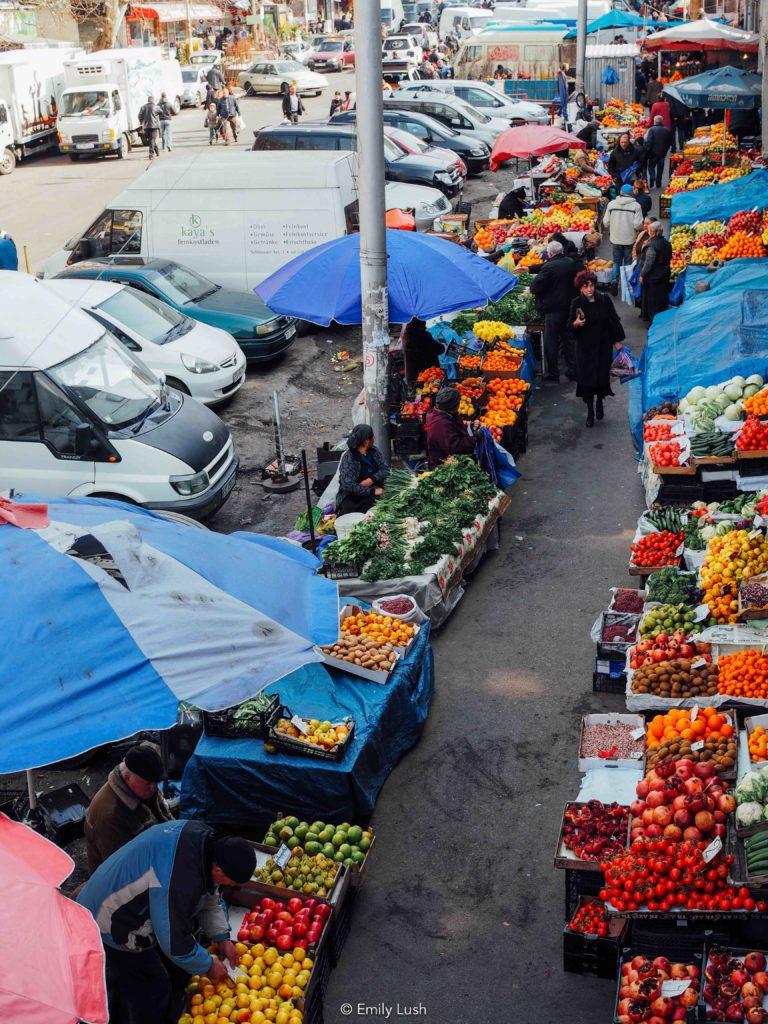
[180,64,208,107]
[237,59,326,97]
[54,258,297,364]
[331,106,490,174]
[280,40,312,64]
[385,126,466,182]
[0,271,238,518]
[307,38,355,71]
[384,92,509,148]
[251,122,463,197]
[396,79,549,123]
[381,34,424,68]
[399,21,435,47]
[42,278,247,406]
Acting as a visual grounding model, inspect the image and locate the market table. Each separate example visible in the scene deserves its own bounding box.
[179,622,434,828]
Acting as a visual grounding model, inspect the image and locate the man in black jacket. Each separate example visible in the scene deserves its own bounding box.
[282,84,305,123]
[644,115,672,188]
[216,87,240,142]
[607,132,639,186]
[138,94,160,158]
[530,240,579,383]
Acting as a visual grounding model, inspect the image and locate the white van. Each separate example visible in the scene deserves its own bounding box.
[455,23,569,79]
[0,272,238,518]
[396,79,549,123]
[438,5,493,40]
[40,151,451,290]
[381,0,405,32]
[40,278,247,406]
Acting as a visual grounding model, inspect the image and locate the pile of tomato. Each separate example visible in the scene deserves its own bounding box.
[631,531,684,569]
[643,422,677,442]
[648,440,686,468]
[736,416,768,453]
[568,899,609,937]
[599,839,764,913]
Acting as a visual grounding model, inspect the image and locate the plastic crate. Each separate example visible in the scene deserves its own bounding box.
[592,655,627,694]
[329,885,358,967]
[203,693,280,740]
[301,937,332,1024]
[613,949,702,1024]
[267,706,354,762]
[319,560,363,580]
[564,898,628,978]
[565,866,604,918]
[628,920,728,960]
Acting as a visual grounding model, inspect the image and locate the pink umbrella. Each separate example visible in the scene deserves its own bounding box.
[641,17,758,51]
[490,125,587,171]
[0,813,107,1024]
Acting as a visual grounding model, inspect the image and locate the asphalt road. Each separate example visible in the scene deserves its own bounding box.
[3,78,653,1023]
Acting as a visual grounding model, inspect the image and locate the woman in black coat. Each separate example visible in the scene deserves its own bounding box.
[569,269,626,427]
[640,222,672,324]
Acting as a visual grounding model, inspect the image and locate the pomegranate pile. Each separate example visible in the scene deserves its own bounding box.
[616,955,700,1024]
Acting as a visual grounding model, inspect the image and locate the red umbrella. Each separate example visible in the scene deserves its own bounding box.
[490,125,586,171]
[385,208,416,230]
[0,813,108,1024]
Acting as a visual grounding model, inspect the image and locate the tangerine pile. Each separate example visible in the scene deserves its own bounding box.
[701,529,768,622]
[342,610,414,647]
[743,388,768,416]
[717,649,768,699]
[717,230,765,261]
[749,724,768,762]
[646,707,734,748]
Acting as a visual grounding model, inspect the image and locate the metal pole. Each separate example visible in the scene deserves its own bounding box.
[761,0,768,154]
[575,0,587,97]
[354,0,390,460]
[273,390,286,476]
[300,449,318,554]
[26,769,37,812]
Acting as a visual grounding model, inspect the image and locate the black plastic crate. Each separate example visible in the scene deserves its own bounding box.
[267,706,355,761]
[301,936,332,1024]
[329,885,358,967]
[320,560,363,580]
[565,866,604,918]
[564,898,628,978]
[592,655,627,694]
[202,693,280,740]
[628,920,727,960]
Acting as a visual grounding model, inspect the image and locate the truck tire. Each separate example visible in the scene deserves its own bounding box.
[0,147,16,175]
[117,134,130,159]
[172,96,181,114]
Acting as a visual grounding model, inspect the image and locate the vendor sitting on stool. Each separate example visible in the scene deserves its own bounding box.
[498,185,526,220]
[335,424,390,516]
[425,387,480,469]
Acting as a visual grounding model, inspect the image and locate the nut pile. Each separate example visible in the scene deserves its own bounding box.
[580,721,644,760]
[320,635,397,673]
[631,657,720,698]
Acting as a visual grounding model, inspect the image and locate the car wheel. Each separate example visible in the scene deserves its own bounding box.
[244,81,254,96]
[313,90,322,96]
[0,147,16,175]
[166,377,191,396]
[117,134,129,159]
[194,91,203,107]
[172,96,182,115]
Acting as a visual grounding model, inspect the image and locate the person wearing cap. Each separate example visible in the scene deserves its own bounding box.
[335,424,390,516]
[644,114,672,189]
[78,821,257,1024]
[84,743,173,873]
[602,183,643,294]
[425,388,479,469]
[340,89,353,111]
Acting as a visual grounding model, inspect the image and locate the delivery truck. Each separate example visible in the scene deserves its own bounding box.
[57,47,183,161]
[0,47,83,175]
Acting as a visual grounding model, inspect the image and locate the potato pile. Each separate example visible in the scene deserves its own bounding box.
[321,634,397,673]
[631,657,719,699]
[645,734,737,773]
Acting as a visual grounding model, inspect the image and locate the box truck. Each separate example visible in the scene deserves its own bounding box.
[0,47,83,175]
[57,47,183,161]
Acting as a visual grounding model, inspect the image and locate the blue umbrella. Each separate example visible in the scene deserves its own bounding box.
[255,228,516,326]
[0,495,339,774]
[664,65,761,109]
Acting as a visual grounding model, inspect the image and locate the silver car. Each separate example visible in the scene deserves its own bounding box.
[180,65,208,107]
[237,59,327,97]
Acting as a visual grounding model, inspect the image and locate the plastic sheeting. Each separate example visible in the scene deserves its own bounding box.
[628,287,768,451]
[0,495,339,774]
[670,168,768,225]
[683,258,768,301]
[179,623,434,825]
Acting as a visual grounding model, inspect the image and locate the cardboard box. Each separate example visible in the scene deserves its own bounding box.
[578,713,645,772]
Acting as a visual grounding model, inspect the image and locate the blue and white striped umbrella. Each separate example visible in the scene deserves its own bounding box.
[0,496,339,775]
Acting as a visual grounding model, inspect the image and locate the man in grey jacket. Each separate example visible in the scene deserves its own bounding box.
[603,184,643,294]
[138,94,161,158]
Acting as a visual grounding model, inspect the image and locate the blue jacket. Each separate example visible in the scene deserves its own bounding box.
[77,819,230,974]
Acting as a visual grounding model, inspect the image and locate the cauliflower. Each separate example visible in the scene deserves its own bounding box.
[700,525,717,541]
[736,802,764,827]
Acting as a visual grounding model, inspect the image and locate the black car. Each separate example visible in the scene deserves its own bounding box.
[251,122,463,196]
[330,107,490,175]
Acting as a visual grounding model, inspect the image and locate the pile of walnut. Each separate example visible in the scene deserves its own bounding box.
[321,634,397,673]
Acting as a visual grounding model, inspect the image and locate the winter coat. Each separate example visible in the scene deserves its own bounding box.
[641,233,672,284]
[603,195,643,246]
[157,98,174,121]
[78,820,230,974]
[217,93,239,119]
[206,65,225,90]
[607,142,639,181]
[645,78,663,106]
[138,102,160,131]
[569,292,625,399]
[649,100,673,130]
[425,409,476,469]
[645,124,672,157]
[634,190,652,217]
[529,253,579,315]
[335,445,389,513]
[282,92,305,118]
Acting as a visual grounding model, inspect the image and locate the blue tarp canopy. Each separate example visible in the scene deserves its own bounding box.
[671,168,768,225]
[683,258,768,301]
[563,11,671,38]
[180,621,435,824]
[628,287,768,450]
[0,496,339,774]
[668,64,762,109]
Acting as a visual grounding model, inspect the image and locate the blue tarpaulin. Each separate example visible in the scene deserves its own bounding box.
[628,287,768,451]
[671,169,768,225]
[0,495,339,774]
[180,622,435,825]
[683,258,768,301]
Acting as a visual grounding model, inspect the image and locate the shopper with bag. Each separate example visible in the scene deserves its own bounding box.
[606,132,639,187]
[216,87,240,142]
[138,94,161,159]
[569,269,625,428]
[644,115,672,189]
[639,221,672,324]
[602,183,643,295]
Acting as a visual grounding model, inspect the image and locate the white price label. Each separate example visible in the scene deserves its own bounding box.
[661,979,691,997]
[691,739,705,752]
[690,706,699,721]
[291,715,309,735]
[702,835,723,863]
[630,726,646,740]
[692,657,708,669]
[597,659,610,674]
[694,604,710,623]
[225,963,248,982]
[750,530,762,540]
[755,514,765,528]
[274,843,292,869]
[630,751,643,759]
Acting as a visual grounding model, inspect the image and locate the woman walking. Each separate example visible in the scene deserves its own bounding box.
[570,269,625,427]
[639,221,672,324]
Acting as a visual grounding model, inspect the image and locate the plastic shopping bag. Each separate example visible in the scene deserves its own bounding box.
[610,343,640,382]
[619,262,637,305]
[602,65,619,85]
[475,427,521,489]
[235,113,246,131]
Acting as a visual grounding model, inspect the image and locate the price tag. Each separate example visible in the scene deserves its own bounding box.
[692,657,708,669]
[691,739,705,752]
[630,751,643,759]
[694,604,710,623]
[755,514,765,528]
[274,843,292,869]
[291,715,309,735]
[597,659,610,674]
[690,706,698,721]
[225,963,248,983]
[661,979,691,997]
[702,835,723,863]
[630,726,646,740]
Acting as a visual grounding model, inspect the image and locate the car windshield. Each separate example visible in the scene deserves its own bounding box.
[61,90,110,116]
[50,333,161,428]
[383,136,402,161]
[97,288,191,345]
[386,38,411,49]
[182,68,199,82]
[454,96,490,124]
[317,40,343,51]
[276,61,304,73]
[153,263,220,305]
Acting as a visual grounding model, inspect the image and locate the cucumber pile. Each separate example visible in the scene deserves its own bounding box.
[645,507,685,533]
[690,430,735,459]
[745,831,768,876]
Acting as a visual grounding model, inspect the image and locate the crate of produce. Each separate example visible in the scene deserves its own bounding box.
[267,707,354,762]
[242,841,349,909]
[297,920,333,1024]
[659,194,671,219]
[739,575,768,623]
[564,865,604,917]
[698,942,768,1023]
[596,611,641,659]
[202,692,280,740]
[609,588,646,613]
[745,713,768,771]
[593,655,628,694]
[728,827,768,882]
[554,801,630,872]
[227,886,332,958]
[732,766,768,840]
[613,949,703,1023]
[563,897,628,978]
[629,919,730,960]
[392,419,425,455]
[262,815,375,889]
[578,713,645,772]
[319,558,363,580]
[316,603,419,684]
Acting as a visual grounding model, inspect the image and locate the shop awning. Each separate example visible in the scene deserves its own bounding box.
[127,3,159,18]
[128,1,225,21]
[640,17,758,52]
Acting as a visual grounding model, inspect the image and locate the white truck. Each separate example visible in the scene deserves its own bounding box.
[0,47,83,175]
[57,47,183,161]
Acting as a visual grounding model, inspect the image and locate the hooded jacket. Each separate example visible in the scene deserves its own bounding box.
[603,195,643,246]
[425,408,476,468]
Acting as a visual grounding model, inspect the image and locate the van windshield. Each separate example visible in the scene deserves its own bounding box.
[455,96,490,123]
[96,289,193,345]
[61,90,110,116]
[50,333,161,428]
[182,68,199,82]
[152,263,220,305]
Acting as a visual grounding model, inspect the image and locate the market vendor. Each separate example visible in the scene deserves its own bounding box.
[335,424,390,516]
[78,822,257,1024]
[402,316,442,384]
[574,119,600,150]
[84,742,172,873]
[571,146,597,175]
[497,185,527,220]
[425,387,479,469]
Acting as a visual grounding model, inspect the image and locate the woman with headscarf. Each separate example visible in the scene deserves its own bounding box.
[497,185,526,221]
[632,216,653,264]
[425,387,479,469]
[335,424,390,516]
[569,269,625,428]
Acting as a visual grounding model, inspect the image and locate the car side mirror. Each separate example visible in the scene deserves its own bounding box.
[75,422,97,458]
[77,238,96,260]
